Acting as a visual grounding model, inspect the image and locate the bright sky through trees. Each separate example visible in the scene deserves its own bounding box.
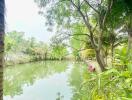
[5,0,55,43]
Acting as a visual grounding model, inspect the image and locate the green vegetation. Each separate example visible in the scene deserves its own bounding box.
[35,0,132,71]
[34,0,132,99]
[4,31,68,65]
[3,0,132,100]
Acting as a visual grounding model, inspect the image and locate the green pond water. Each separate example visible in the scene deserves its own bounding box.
[4,61,87,100]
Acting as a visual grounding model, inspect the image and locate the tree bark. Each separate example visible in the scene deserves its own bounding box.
[105,48,108,65]
[96,50,106,72]
[111,42,114,66]
[127,31,132,61]
[0,0,5,100]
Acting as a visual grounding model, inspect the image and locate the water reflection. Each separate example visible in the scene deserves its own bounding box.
[4,61,87,100]
[68,62,87,100]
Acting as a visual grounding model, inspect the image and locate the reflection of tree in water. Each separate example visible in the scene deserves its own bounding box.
[56,92,64,100]
[68,62,88,100]
[4,61,68,97]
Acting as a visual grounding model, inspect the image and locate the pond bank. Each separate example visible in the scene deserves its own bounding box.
[4,54,84,67]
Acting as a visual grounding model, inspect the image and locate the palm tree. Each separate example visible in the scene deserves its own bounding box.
[0,0,5,100]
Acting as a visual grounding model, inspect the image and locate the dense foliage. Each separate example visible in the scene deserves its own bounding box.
[35,0,132,71]
[34,0,132,99]
[4,31,68,65]
[3,0,132,99]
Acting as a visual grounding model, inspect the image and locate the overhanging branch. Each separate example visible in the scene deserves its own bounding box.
[84,0,99,14]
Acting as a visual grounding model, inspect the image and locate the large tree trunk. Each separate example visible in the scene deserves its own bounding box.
[96,50,106,72]
[96,29,106,72]
[0,0,5,100]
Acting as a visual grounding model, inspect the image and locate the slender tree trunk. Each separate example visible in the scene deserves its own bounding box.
[127,14,132,61]
[45,52,47,60]
[105,48,108,65]
[0,0,5,99]
[111,43,114,66]
[127,31,132,61]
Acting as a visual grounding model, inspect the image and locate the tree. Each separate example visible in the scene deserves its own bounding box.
[38,41,49,60]
[50,35,67,60]
[31,42,49,60]
[123,0,132,60]
[5,31,25,52]
[70,23,88,60]
[4,31,27,62]
[110,0,132,61]
[24,37,37,55]
[0,0,5,99]
[35,0,114,71]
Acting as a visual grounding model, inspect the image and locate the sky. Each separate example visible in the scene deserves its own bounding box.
[5,0,55,43]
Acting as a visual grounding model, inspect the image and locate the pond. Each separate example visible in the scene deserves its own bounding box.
[4,61,88,100]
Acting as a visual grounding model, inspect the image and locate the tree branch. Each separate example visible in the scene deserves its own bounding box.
[63,43,79,51]
[84,0,99,14]
[102,0,113,28]
[66,33,90,37]
[63,47,91,57]
[72,36,89,43]
[92,22,98,33]
[70,0,97,49]
[56,33,89,43]
[70,0,79,9]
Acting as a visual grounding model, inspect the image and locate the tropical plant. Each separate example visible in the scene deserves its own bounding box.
[79,68,132,100]
[114,46,129,67]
